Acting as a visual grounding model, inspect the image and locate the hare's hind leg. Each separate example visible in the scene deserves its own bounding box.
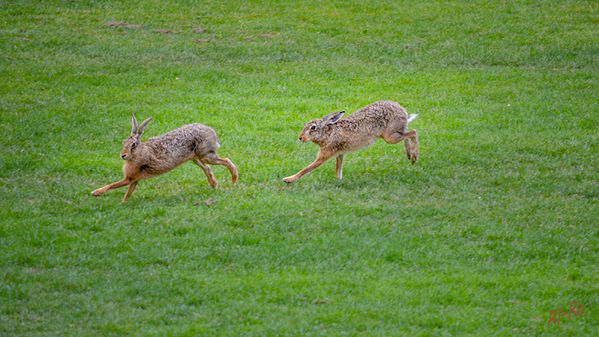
[403,129,418,164]
[201,152,238,184]
[193,158,218,188]
[382,132,405,144]
[382,129,418,164]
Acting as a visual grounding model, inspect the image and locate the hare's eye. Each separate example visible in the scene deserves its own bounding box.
[310,125,316,130]
[131,142,137,149]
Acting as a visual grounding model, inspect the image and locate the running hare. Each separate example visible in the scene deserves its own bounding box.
[283,100,418,183]
[91,115,238,202]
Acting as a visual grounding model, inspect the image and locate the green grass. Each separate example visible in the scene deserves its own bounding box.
[1,0,598,336]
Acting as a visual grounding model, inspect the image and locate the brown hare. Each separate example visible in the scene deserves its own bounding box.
[91,114,238,202]
[283,100,418,183]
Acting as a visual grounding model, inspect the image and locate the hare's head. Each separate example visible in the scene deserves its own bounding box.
[120,114,152,160]
[298,110,345,143]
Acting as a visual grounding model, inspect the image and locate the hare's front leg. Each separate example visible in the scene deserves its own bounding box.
[121,181,138,203]
[91,178,131,196]
[283,151,332,183]
[335,155,344,179]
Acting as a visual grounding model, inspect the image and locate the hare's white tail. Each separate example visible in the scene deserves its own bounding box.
[407,114,418,123]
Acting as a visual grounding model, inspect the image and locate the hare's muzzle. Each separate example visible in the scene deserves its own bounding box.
[120,154,127,160]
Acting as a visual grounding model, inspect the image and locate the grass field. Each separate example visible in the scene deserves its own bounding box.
[1,0,598,336]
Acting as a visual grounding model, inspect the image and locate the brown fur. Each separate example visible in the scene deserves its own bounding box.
[283,100,418,183]
[91,115,238,203]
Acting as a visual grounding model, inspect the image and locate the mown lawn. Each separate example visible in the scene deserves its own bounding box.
[1,0,598,336]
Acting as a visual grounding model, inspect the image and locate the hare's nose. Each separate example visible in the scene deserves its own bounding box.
[121,154,126,159]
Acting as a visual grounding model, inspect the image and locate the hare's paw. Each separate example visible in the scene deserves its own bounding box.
[409,150,419,164]
[91,188,104,196]
[282,176,296,184]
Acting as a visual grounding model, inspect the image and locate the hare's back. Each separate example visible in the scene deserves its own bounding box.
[146,123,218,154]
[342,101,404,127]
[351,101,405,118]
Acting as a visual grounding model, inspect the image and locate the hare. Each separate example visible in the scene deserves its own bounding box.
[283,100,418,183]
[91,114,238,202]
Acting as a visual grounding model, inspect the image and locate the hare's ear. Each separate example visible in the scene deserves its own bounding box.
[323,110,345,125]
[131,114,139,136]
[137,117,152,136]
